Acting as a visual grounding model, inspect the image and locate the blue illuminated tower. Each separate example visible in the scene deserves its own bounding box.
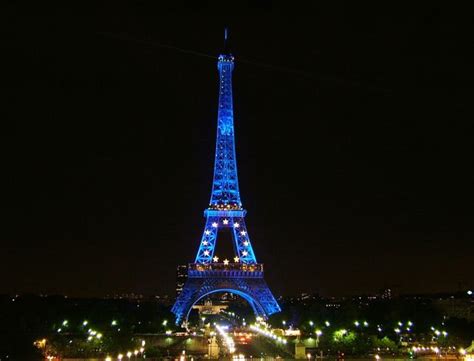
[171,32,281,325]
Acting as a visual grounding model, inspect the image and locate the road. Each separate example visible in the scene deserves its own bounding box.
[214,325,294,359]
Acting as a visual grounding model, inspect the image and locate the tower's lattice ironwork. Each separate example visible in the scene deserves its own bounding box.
[171,33,280,325]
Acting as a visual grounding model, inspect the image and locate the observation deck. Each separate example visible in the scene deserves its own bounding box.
[204,204,246,218]
[187,263,264,279]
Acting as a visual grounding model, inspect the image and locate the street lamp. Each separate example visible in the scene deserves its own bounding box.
[315,330,322,346]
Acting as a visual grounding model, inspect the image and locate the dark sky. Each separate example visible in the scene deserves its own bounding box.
[1,4,473,297]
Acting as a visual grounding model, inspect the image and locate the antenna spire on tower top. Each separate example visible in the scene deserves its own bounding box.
[223,27,230,54]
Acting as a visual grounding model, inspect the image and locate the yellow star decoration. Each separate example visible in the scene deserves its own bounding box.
[213,256,219,262]
[233,256,240,263]
[223,259,230,265]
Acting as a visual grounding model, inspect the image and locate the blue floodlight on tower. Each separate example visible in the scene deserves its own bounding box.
[171,30,280,325]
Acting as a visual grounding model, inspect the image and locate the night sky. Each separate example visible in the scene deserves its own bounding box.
[2,4,473,297]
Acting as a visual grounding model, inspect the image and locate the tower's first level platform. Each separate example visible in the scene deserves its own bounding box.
[188,263,264,278]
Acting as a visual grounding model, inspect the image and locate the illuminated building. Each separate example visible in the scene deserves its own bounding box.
[176,265,188,296]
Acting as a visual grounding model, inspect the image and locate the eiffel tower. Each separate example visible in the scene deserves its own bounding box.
[171,31,281,325]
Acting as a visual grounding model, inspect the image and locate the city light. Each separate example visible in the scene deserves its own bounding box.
[250,323,287,344]
[216,324,236,353]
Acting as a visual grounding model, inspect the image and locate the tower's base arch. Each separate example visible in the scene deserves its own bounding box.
[172,264,280,325]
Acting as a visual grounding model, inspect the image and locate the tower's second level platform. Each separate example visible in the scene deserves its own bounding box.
[204,208,247,218]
